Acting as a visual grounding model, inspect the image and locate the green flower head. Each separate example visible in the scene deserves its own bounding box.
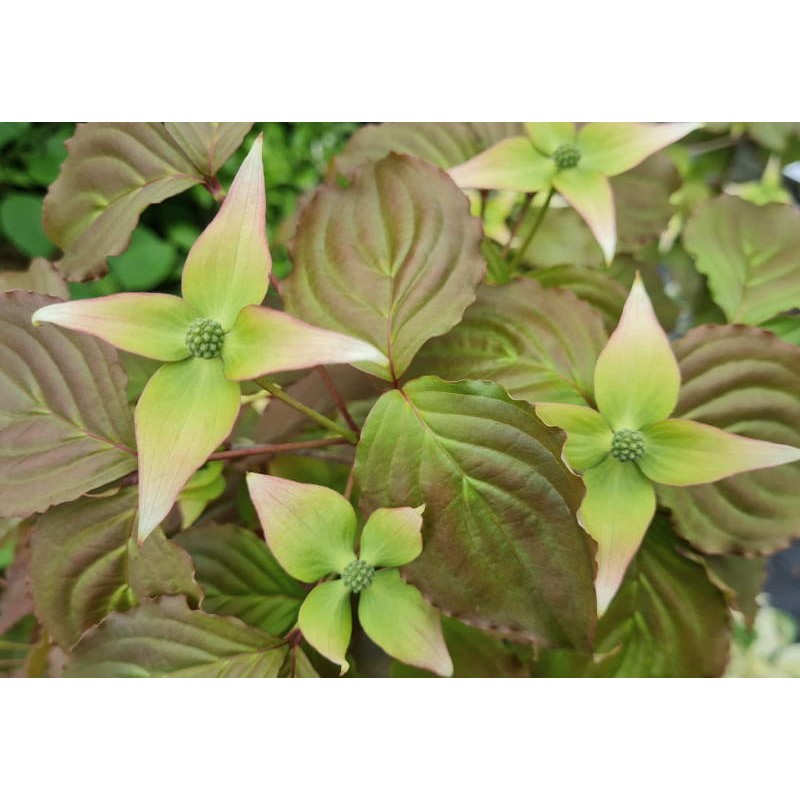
[536,275,800,614]
[246,473,453,677]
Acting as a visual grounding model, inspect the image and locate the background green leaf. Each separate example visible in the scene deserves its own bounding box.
[683,195,800,324]
[174,523,306,636]
[65,596,288,678]
[0,193,54,258]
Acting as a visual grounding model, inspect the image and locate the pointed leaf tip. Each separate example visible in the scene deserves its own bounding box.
[181,135,270,330]
[594,273,681,430]
[640,418,800,486]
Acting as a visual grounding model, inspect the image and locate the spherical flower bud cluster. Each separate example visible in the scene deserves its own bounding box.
[610,429,645,462]
[553,143,581,170]
[186,318,225,359]
[342,559,375,593]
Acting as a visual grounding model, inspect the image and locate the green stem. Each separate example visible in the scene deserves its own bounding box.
[509,187,554,272]
[255,378,358,445]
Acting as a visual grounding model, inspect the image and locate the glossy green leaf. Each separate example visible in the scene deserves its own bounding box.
[580,457,656,613]
[135,358,241,539]
[286,153,485,381]
[174,523,306,636]
[0,122,30,149]
[65,596,287,677]
[536,403,613,471]
[246,474,356,581]
[594,274,681,430]
[657,324,800,554]
[332,122,524,175]
[640,418,800,486]
[578,122,698,177]
[360,506,424,568]
[164,122,252,177]
[0,292,136,517]
[683,196,800,325]
[448,136,554,193]
[43,123,204,280]
[0,258,68,298]
[410,279,607,405]
[552,168,616,263]
[356,377,596,649]
[222,305,387,381]
[534,516,730,677]
[0,193,54,258]
[359,568,452,677]
[298,580,352,674]
[32,292,194,361]
[30,489,200,649]
[181,136,270,330]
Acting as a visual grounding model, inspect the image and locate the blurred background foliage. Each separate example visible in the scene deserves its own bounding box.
[0,122,360,294]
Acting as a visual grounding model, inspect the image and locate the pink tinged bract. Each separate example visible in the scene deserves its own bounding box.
[552,168,616,265]
[135,357,241,540]
[535,403,613,472]
[31,293,194,362]
[181,135,271,331]
[222,305,388,382]
[359,506,424,568]
[579,457,656,614]
[593,274,681,430]
[298,579,352,675]
[577,122,700,178]
[448,136,555,193]
[524,122,576,154]
[639,418,800,486]
[245,474,357,582]
[357,568,453,677]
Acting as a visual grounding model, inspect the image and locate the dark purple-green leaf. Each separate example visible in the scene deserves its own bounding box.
[0,292,136,516]
[410,279,606,405]
[356,377,596,650]
[285,154,485,381]
[658,324,800,554]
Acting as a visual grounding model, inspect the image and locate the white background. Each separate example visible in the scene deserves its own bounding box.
[3,1,798,795]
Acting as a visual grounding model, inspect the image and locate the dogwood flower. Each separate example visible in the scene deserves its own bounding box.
[536,275,800,613]
[449,122,699,263]
[247,473,453,676]
[32,137,387,539]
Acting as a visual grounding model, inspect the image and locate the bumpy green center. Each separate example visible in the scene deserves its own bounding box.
[342,559,375,593]
[553,143,581,170]
[610,429,645,462]
[186,318,224,359]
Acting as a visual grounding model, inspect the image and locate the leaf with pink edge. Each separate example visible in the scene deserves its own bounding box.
[181,136,270,330]
[135,358,241,540]
[222,305,387,381]
[32,293,193,361]
[298,580,352,675]
[360,506,424,568]
[246,474,356,582]
[593,274,681,430]
[164,122,252,177]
